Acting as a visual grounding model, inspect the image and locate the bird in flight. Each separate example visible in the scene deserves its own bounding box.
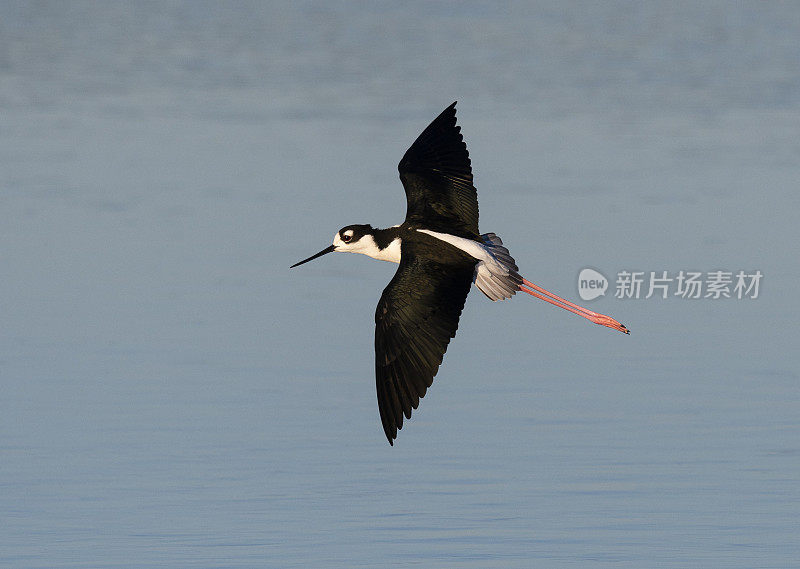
[291,102,629,445]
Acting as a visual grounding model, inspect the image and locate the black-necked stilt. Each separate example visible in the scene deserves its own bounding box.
[292,102,629,445]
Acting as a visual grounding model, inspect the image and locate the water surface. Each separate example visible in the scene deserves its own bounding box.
[1,2,798,568]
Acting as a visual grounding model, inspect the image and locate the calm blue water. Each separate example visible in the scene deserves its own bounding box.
[2,2,798,567]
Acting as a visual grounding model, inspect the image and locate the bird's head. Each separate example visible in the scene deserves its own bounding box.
[290,224,376,267]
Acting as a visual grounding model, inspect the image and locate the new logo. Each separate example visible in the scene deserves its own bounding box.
[578,268,608,300]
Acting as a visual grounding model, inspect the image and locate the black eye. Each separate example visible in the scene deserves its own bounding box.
[342,233,352,243]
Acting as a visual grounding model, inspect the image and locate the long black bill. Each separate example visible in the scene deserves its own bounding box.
[290,245,336,268]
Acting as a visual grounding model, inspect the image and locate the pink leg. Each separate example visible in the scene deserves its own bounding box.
[519,278,629,334]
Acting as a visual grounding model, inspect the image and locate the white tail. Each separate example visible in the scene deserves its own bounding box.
[473,233,523,301]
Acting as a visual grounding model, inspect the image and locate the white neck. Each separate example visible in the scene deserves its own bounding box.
[366,236,402,263]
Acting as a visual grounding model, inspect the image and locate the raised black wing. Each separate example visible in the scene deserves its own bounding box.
[398,102,480,237]
[374,244,474,444]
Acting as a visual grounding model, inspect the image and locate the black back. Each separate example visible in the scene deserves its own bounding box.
[398,102,480,238]
[374,239,474,444]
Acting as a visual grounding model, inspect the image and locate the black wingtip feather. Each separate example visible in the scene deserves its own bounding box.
[398,102,479,236]
[375,243,473,447]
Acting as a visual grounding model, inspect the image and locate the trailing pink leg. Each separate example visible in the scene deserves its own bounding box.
[519,278,629,334]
